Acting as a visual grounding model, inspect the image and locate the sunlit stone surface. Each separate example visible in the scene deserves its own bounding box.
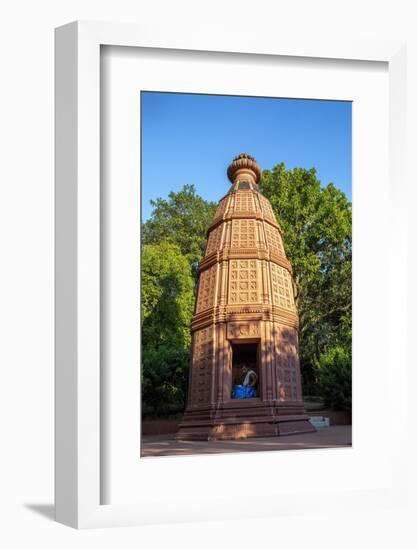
[176,154,315,440]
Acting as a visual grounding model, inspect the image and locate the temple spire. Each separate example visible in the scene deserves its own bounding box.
[177,154,314,441]
[227,153,262,185]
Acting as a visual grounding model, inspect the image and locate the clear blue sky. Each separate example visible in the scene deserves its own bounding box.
[141,92,351,220]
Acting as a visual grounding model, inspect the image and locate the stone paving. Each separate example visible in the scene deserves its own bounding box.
[141,424,352,457]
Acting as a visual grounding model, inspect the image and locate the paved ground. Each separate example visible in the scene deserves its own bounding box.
[141,425,352,457]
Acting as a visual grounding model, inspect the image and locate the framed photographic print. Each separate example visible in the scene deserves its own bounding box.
[55,21,408,528]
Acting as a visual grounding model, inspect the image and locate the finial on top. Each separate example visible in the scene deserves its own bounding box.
[227,153,262,185]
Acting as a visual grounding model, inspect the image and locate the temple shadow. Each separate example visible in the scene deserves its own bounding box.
[24,503,55,521]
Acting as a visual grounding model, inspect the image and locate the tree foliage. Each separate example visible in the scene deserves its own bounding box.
[142,184,217,269]
[142,346,190,417]
[141,241,194,416]
[313,346,352,411]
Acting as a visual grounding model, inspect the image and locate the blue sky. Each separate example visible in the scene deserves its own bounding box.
[141,92,351,220]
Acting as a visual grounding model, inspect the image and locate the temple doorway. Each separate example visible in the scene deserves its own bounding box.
[231,342,259,399]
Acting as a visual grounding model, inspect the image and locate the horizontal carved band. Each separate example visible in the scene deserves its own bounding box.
[207,212,282,234]
[198,250,292,274]
[227,321,260,339]
[191,305,298,331]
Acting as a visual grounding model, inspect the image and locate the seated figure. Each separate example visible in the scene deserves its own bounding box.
[232,363,258,399]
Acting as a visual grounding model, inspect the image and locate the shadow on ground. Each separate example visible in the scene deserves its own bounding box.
[24,504,55,521]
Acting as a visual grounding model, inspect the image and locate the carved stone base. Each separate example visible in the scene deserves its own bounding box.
[176,399,316,441]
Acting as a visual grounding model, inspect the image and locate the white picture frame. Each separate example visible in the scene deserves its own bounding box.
[55,21,408,529]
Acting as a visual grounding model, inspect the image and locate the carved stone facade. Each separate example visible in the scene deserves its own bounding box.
[176,154,315,440]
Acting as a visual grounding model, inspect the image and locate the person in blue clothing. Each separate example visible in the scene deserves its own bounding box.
[231,364,258,399]
[241,364,257,389]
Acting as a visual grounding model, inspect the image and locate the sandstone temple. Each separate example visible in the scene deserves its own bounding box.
[176,154,314,440]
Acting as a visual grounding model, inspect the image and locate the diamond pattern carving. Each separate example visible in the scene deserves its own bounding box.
[196,265,217,313]
[233,191,256,213]
[277,327,300,401]
[258,194,276,223]
[214,196,229,219]
[231,219,256,249]
[270,263,294,310]
[264,223,284,255]
[228,260,259,304]
[191,327,214,404]
[206,225,223,255]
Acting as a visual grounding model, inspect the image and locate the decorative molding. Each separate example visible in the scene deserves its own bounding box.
[227,321,260,339]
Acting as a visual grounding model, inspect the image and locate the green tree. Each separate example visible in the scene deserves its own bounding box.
[260,163,352,394]
[314,346,352,411]
[141,241,195,416]
[142,184,217,270]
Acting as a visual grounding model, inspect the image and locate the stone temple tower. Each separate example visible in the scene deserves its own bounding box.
[176,154,314,440]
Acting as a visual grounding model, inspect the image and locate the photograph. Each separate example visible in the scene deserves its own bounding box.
[140,91,352,457]
[0,0,411,541]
